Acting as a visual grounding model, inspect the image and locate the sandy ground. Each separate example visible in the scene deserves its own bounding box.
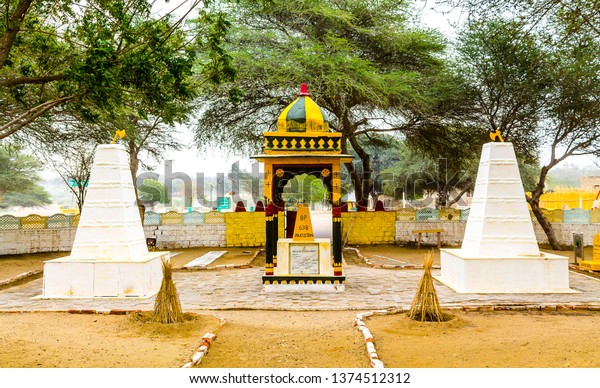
[367,310,600,368]
[1,310,600,368]
[1,246,599,368]
[0,312,221,368]
[199,311,367,368]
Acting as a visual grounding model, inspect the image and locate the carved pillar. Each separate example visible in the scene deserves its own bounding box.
[332,204,343,276]
[265,203,274,276]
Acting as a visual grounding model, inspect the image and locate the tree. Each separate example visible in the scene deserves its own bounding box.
[41,141,95,213]
[282,174,328,206]
[195,0,473,204]
[0,0,234,142]
[442,0,600,38]
[0,183,51,208]
[138,178,170,206]
[382,141,479,207]
[0,144,41,202]
[456,17,600,249]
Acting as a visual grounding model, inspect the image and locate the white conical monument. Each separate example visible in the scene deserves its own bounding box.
[43,144,169,298]
[437,142,571,293]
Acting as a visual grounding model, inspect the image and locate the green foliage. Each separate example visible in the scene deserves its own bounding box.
[138,178,170,205]
[1,0,235,144]
[382,142,477,201]
[282,174,328,205]
[455,12,600,248]
[195,0,473,202]
[456,18,551,162]
[446,0,600,38]
[0,183,51,208]
[0,144,41,199]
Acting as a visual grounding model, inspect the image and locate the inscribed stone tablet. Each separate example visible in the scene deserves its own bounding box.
[290,244,319,274]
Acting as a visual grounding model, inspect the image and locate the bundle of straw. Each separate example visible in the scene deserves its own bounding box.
[153,258,184,324]
[408,250,444,322]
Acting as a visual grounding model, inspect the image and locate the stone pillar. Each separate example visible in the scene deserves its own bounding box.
[332,205,343,276]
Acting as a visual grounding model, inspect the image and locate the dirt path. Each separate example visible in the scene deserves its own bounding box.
[199,310,367,368]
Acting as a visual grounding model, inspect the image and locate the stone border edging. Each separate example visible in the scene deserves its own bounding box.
[182,314,227,368]
[354,311,385,368]
[0,270,43,290]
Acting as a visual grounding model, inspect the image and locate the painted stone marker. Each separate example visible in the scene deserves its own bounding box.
[437,142,570,293]
[580,233,600,271]
[293,204,315,241]
[42,144,169,298]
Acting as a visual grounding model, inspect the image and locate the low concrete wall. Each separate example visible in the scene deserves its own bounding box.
[395,221,466,246]
[533,223,600,247]
[144,224,226,249]
[394,221,600,247]
[3,217,600,255]
[0,228,77,255]
[342,212,396,245]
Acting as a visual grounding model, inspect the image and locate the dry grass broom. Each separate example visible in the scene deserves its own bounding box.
[408,250,444,322]
[153,258,184,324]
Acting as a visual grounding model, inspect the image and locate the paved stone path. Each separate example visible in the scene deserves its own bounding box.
[1,266,599,312]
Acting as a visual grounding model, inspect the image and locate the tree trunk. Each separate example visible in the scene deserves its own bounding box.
[76,186,85,214]
[129,145,145,224]
[340,134,364,204]
[445,182,473,208]
[528,164,562,249]
[527,195,562,250]
[348,134,372,206]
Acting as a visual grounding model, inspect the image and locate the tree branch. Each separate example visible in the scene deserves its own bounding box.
[0,0,34,67]
[0,74,63,87]
[0,95,77,139]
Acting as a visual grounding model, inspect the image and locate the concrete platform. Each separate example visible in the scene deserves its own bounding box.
[42,251,168,298]
[438,249,572,293]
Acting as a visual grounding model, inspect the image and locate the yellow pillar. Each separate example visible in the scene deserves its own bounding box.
[580,233,600,271]
[332,163,341,204]
[264,162,273,203]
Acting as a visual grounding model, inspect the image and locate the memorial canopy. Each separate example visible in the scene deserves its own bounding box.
[253,83,353,205]
[253,84,351,280]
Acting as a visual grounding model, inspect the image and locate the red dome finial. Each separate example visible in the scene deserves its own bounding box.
[298,83,311,96]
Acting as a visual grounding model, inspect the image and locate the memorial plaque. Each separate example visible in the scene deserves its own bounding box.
[290,244,319,274]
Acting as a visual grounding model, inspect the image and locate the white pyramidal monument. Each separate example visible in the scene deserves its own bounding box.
[437,142,571,293]
[43,144,168,298]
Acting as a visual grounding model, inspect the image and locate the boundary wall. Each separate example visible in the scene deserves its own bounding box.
[1,210,598,254]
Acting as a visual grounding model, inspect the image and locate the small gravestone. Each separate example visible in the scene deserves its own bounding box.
[183,251,227,268]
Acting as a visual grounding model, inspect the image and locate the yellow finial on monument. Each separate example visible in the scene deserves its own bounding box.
[489,129,504,142]
[112,129,126,144]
